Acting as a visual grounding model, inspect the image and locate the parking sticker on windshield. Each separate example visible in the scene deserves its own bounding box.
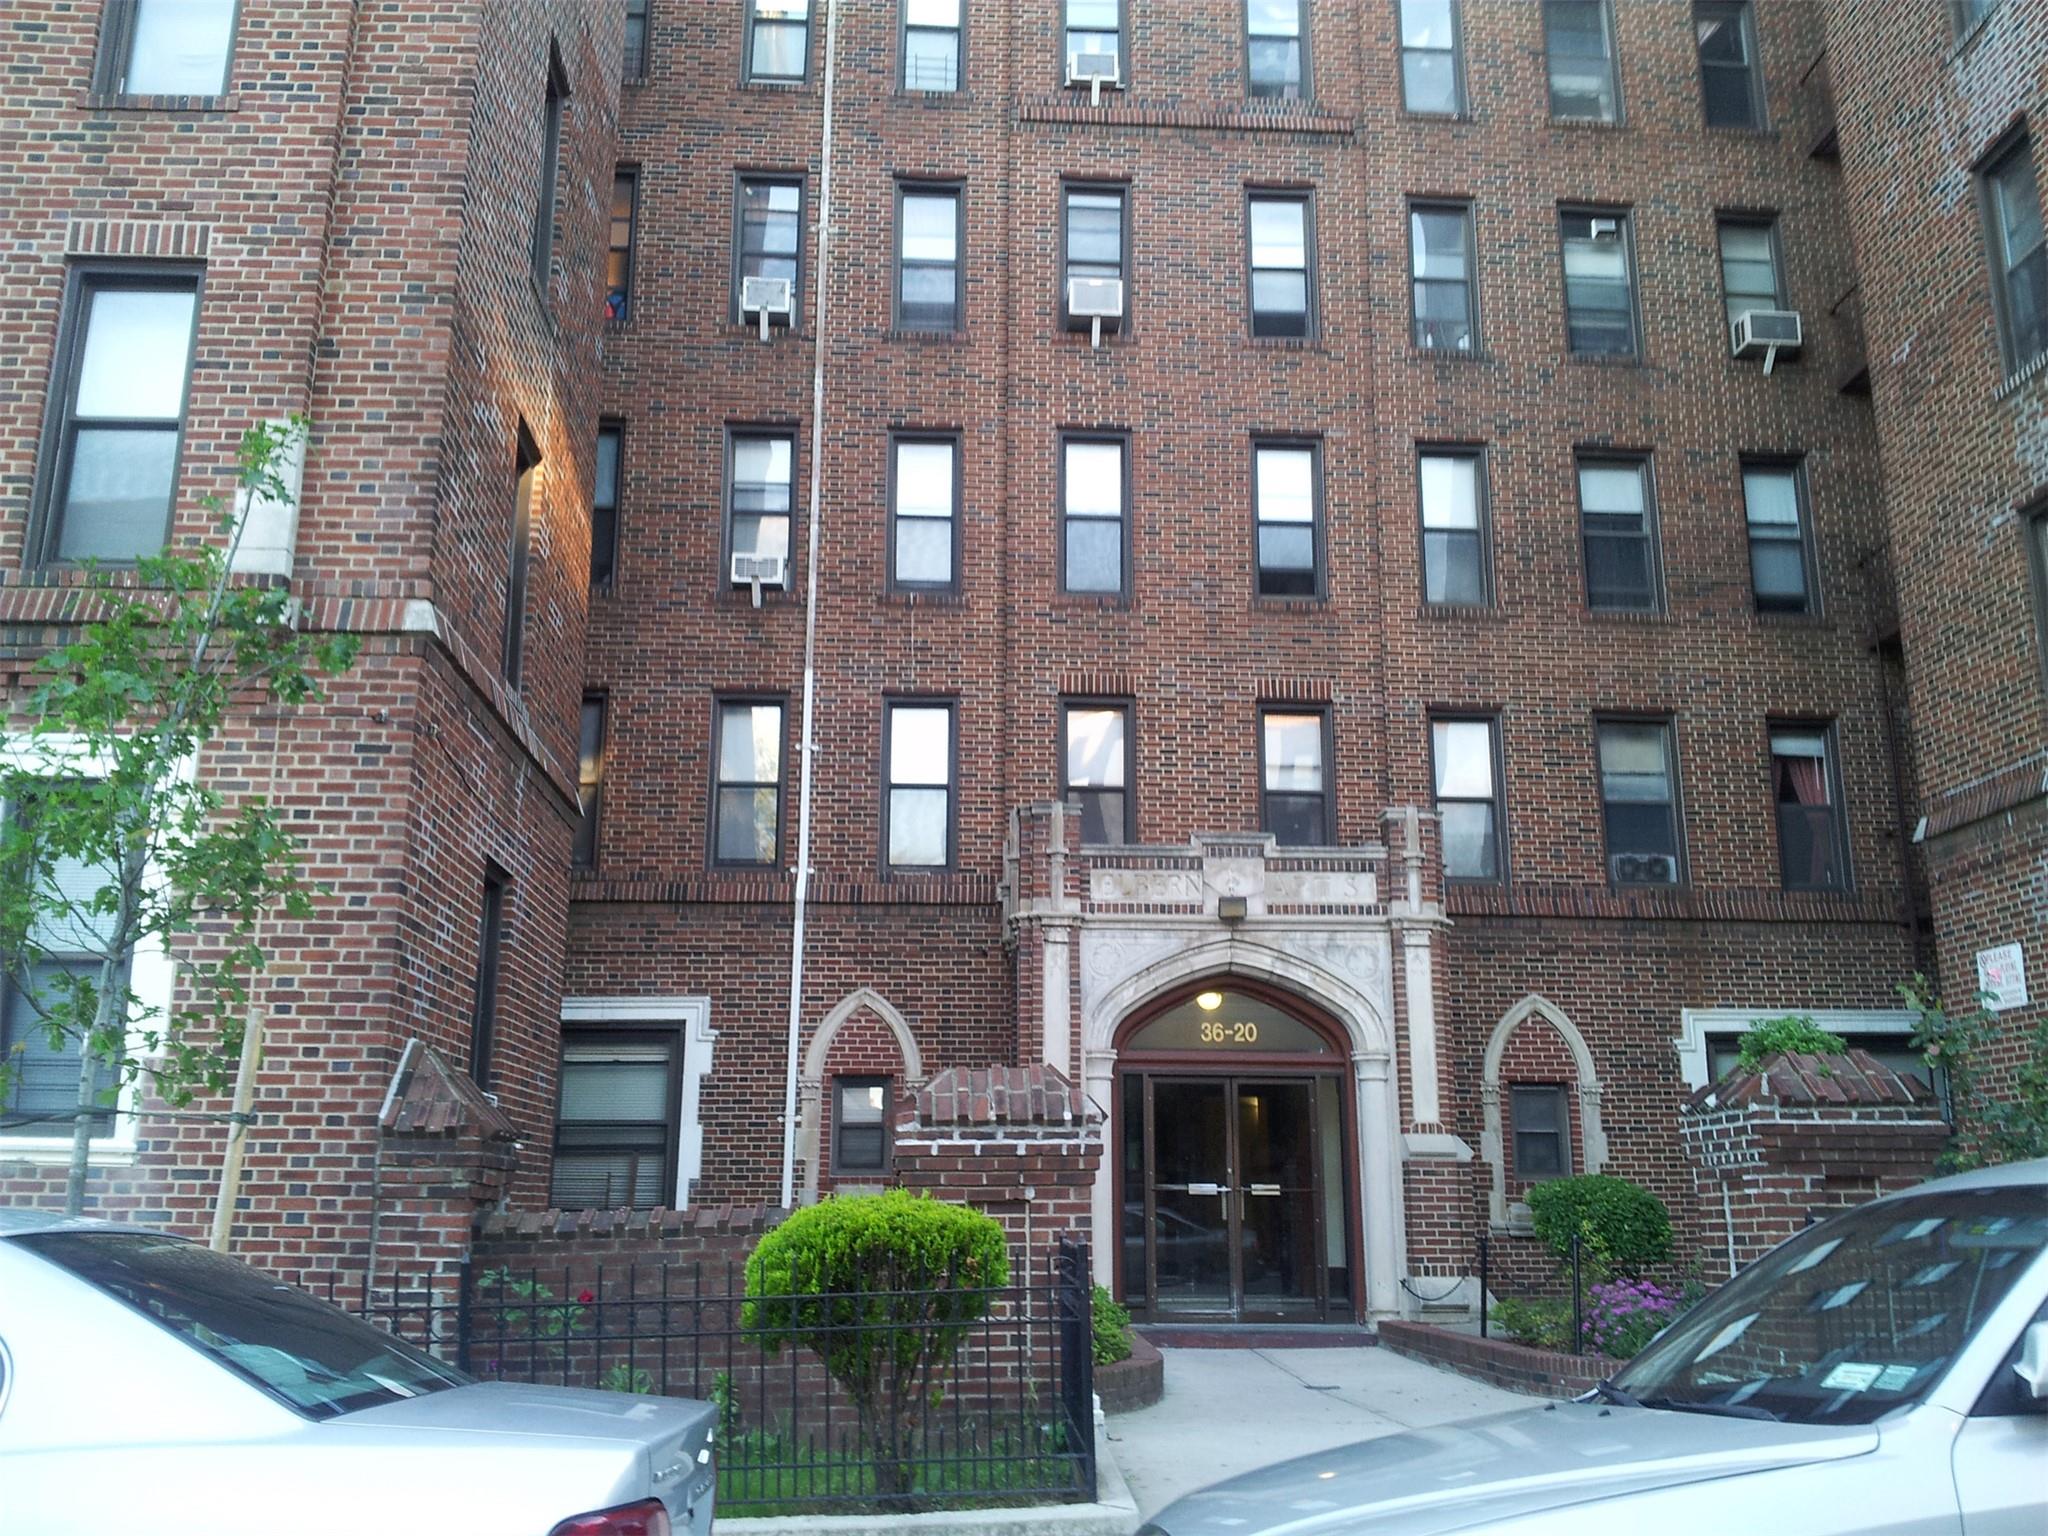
[1820,1362,1884,1392]
[1872,1364,1918,1392]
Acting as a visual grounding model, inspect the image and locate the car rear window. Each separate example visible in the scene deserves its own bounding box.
[22,1231,466,1420]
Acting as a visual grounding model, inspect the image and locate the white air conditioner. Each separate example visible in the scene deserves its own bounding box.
[1588,217,1621,241]
[1731,307,1804,375]
[731,551,788,607]
[1066,48,1121,104]
[1067,276,1125,347]
[740,275,794,341]
[1612,852,1676,885]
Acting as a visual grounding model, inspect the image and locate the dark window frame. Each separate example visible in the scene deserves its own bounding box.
[1417,443,1494,608]
[1258,704,1335,848]
[1245,188,1318,340]
[831,1074,894,1175]
[607,166,640,325]
[1509,1083,1571,1181]
[745,0,813,84]
[591,418,622,591]
[1251,434,1326,600]
[503,428,539,687]
[894,180,965,335]
[623,0,651,82]
[881,696,960,874]
[731,173,807,330]
[1575,450,1663,614]
[1060,697,1136,846]
[1542,0,1622,125]
[721,425,799,594]
[92,0,241,98]
[530,48,569,293]
[1558,204,1641,360]
[1695,0,1765,131]
[887,429,964,595]
[1408,198,1479,353]
[28,261,206,569]
[1429,713,1507,884]
[1978,127,2048,377]
[2028,500,2048,702]
[1060,0,1128,85]
[1245,0,1310,103]
[574,693,607,871]
[1768,717,1850,894]
[1057,429,1133,601]
[1952,0,2000,38]
[709,693,789,869]
[469,864,510,1088]
[900,0,965,92]
[1396,0,1465,117]
[1741,454,1819,617]
[1061,179,1131,332]
[1594,713,1687,888]
[549,1020,683,1212]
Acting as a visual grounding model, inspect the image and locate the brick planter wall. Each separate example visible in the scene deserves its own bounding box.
[1096,1332,1164,1414]
[1377,1320,1614,1400]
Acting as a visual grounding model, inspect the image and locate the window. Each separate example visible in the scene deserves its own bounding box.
[903,0,961,91]
[1065,0,1122,76]
[1060,435,1127,596]
[504,433,538,685]
[34,268,200,565]
[623,0,650,79]
[551,1029,678,1210]
[469,867,508,1086]
[1254,440,1320,597]
[1953,0,1999,34]
[1578,456,1658,612]
[726,432,794,586]
[1544,0,1618,122]
[1983,133,2047,373]
[1704,1028,1929,1088]
[2031,508,2048,698]
[591,422,621,589]
[574,696,607,870]
[891,435,958,592]
[885,701,955,870]
[833,1077,891,1174]
[1696,2,1761,129]
[1432,717,1503,881]
[1261,709,1330,847]
[1510,1085,1569,1179]
[1419,449,1489,606]
[713,699,785,866]
[531,55,567,289]
[1743,460,1816,615]
[1248,194,1312,338]
[1560,208,1638,357]
[1399,0,1463,115]
[1064,184,1127,330]
[606,170,638,323]
[1717,217,1783,338]
[897,185,962,333]
[747,0,810,82]
[1597,719,1682,886]
[94,0,236,97]
[1064,702,1131,844]
[1410,202,1476,352]
[1247,0,1306,101]
[1772,726,1846,892]
[736,177,803,326]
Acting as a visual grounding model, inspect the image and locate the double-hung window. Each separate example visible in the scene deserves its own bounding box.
[1248,194,1313,338]
[1261,709,1331,847]
[1399,0,1463,115]
[36,268,200,565]
[747,1,810,82]
[891,435,958,592]
[469,868,509,1086]
[726,432,794,588]
[1953,0,1998,34]
[1510,1086,1569,1179]
[551,1029,678,1210]
[1717,216,1783,340]
[1982,133,2047,374]
[1432,717,1503,881]
[1064,702,1132,845]
[1064,184,1127,331]
[898,185,963,333]
[1254,440,1320,597]
[885,701,955,870]
[714,699,785,866]
[1065,1,1122,80]
[1771,726,1846,892]
[1411,202,1477,352]
[623,0,650,80]
[1578,456,1659,612]
[1597,719,1682,886]
[2031,507,2048,699]
[94,0,236,97]
[1061,435,1127,596]
[531,55,567,289]
[1247,1,1306,101]
[903,0,962,91]
[504,433,538,686]
[591,422,621,589]
[1560,209,1638,358]
[1543,0,1619,123]
[574,696,607,870]
[736,177,802,327]
[1696,2,1762,129]
[1419,449,1488,606]
[607,170,639,323]
[833,1077,891,1174]
[1743,459,1816,615]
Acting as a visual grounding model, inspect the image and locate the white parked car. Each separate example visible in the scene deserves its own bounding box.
[0,1213,716,1536]
[1142,1158,2048,1536]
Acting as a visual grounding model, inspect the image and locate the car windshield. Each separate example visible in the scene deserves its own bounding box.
[24,1230,466,1420]
[1614,1185,2048,1425]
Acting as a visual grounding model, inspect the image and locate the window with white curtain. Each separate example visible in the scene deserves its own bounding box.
[891,436,958,591]
[1420,450,1487,605]
[1254,441,1320,596]
[1432,718,1502,881]
[1743,460,1815,615]
[885,702,954,869]
[1061,436,1127,595]
[1064,703,1131,844]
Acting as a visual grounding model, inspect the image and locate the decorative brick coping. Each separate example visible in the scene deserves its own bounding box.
[1377,1321,1617,1400]
[1096,1333,1165,1414]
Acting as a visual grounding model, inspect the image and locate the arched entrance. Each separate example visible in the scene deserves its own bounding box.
[1113,979,1359,1322]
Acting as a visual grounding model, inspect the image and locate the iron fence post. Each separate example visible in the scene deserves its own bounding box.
[1477,1230,1489,1339]
[1055,1236,1097,1503]
[1570,1233,1584,1355]
[455,1257,474,1373]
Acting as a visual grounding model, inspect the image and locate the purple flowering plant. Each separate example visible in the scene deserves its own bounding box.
[1582,1276,1680,1358]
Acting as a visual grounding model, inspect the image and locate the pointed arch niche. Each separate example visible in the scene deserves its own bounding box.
[797,988,925,1204]
[1480,995,1607,1229]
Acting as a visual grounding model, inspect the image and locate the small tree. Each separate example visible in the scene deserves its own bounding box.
[743,1191,1010,1507]
[0,418,357,1213]
[1903,974,2048,1172]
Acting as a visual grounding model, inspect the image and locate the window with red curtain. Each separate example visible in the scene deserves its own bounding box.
[1771,728,1843,891]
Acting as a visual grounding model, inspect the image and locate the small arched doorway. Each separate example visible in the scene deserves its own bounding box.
[1113,979,1359,1322]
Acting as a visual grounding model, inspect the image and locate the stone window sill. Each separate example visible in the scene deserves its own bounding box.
[80,92,237,112]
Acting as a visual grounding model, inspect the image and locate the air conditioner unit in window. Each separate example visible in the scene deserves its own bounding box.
[740,275,794,341]
[1066,276,1125,348]
[1588,217,1621,241]
[1066,48,1121,105]
[1611,852,1676,885]
[731,551,788,607]
[1731,307,1804,375]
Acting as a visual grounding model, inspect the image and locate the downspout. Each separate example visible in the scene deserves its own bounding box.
[779,0,840,1211]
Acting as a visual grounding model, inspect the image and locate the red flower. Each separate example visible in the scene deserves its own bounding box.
[578,1289,595,1305]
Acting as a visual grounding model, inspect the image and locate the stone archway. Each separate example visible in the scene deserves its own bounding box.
[1480,994,1607,1228]
[796,988,925,1204]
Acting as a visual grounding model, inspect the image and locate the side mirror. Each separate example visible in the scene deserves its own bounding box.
[2016,1321,2048,1401]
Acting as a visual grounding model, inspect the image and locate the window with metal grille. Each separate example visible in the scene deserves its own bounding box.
[903,0,961,91]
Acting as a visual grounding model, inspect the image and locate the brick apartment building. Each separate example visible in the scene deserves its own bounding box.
[0,0,2040,1328]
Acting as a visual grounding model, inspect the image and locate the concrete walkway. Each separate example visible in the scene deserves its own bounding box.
[1105,1346,1534,1520]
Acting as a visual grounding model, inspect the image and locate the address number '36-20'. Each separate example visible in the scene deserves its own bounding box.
[1198,1020,1260,1045]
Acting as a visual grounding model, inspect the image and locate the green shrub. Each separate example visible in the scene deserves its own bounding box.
[1488,1296,1573,1351]
[1091,1284,1134,1366]
[1734,1015,1850,1074]
[1526,1174,1673,1277]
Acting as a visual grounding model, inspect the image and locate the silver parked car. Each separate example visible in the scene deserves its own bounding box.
[0,1212,716,1536]
[1143,1159,2048,1536]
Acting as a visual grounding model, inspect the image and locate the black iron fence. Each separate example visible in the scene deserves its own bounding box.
[1477,1227,1590,1353]
[319,1237,1097,1516]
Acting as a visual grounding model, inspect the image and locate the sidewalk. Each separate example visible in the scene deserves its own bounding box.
[1105,1345,1534,1520]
